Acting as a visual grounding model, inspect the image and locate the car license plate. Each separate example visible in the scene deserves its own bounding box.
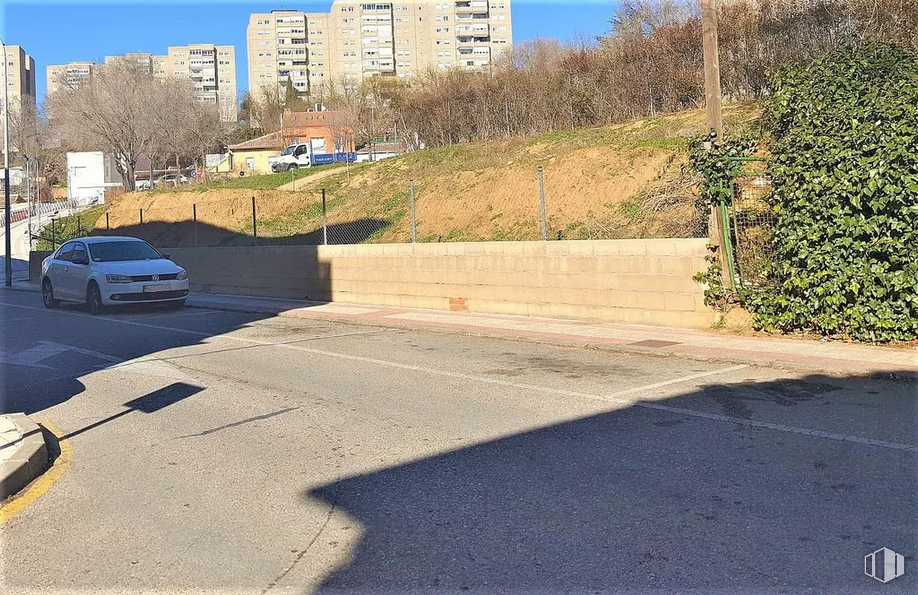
[143,284,171,293]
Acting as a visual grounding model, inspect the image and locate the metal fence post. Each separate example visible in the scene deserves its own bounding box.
[51,219,56,250]
[77,215,82,234]
[718,198,736,289]
[193,203,198,247]
[538,166,548,241]
[291,168,295,192]
[410,180,416,243]
[140,208,143,225]
[252,196,257,245]
[105,211,110,231]
[322,188,328,246]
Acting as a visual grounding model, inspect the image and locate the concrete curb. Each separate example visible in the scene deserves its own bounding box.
[0,414,50,502]
[3,282,40,293]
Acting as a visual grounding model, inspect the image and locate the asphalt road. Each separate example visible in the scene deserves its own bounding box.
[0,287,915,594]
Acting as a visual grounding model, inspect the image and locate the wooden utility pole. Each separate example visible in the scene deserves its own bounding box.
[701,0,732,289]
[701,0,723,140]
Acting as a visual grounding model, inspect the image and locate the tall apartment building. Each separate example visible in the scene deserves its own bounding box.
[104,52,155,75]
[151,45,238,123]
[2,45,37,115]
[46,61,95,95]
[247,0,512,98]
[48,45,238,123]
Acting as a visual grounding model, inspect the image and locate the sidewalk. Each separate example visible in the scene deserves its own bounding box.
[5,282,914,375]
[186,292,918,376]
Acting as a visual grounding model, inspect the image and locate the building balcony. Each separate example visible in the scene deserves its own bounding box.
[457,12,489,21]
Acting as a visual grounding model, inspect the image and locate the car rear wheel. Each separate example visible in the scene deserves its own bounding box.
[86,282,104,315]
[42,278,60,309]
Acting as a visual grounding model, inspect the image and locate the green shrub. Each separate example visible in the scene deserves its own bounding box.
[36,206,105,251]
[748,44,918,341]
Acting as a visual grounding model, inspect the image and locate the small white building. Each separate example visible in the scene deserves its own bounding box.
[66,151,122,205]
[0,167,25,194]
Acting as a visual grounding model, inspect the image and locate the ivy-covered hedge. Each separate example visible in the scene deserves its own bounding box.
[748,44,918,342]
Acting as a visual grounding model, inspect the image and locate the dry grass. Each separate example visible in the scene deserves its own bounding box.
[101,103,760,245]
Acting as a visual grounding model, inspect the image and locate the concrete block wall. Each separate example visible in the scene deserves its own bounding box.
[169,239,714,329]
[29,251,53,282]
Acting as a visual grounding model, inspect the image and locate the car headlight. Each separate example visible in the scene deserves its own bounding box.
[106,274,133,284]
[176,270,188,281]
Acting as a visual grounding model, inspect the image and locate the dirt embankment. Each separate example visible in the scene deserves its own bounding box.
[101,104,759,245]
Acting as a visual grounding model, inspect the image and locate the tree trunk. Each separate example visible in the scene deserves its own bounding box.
[200,146,211,183]
[119,158,137,193]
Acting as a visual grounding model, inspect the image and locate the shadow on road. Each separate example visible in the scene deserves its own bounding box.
[4,214,394,414]
[0,291,273,416]
[60,382,205,440]
[306,372,917,593]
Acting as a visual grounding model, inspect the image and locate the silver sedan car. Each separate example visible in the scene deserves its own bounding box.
[41,237,190,314]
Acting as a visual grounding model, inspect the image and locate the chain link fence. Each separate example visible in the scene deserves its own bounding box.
[404,162,706,243]
[56,162,711,249]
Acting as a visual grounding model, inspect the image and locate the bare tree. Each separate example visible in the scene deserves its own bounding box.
[47,61,163,191]
[7,102,64,199]
[385,0,916,150]
[175,93,226,183]
[8,101,40,159]
[254,86,286,134]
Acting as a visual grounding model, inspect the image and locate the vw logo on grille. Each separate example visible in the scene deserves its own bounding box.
[152,274,160,281]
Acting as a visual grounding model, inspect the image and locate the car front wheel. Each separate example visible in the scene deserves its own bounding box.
[287,164,298,171]
[42,278,60,309]
[86,282,104,315]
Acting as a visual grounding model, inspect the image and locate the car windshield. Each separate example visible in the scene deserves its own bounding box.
[88,240,164,262]
[281,146,294,156]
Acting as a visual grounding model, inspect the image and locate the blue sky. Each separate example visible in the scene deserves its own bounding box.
[1,1,614,105]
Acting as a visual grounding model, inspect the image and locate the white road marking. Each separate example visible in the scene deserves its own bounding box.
[3,299,916,452]
[39,340,123,363]
[0,342,70,369]
[603,366,749,401]
[103,355,191,382]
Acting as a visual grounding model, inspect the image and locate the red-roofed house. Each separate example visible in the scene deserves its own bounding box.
[283,110,355,155]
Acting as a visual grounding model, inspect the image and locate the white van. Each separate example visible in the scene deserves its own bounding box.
[271,143,311,172]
